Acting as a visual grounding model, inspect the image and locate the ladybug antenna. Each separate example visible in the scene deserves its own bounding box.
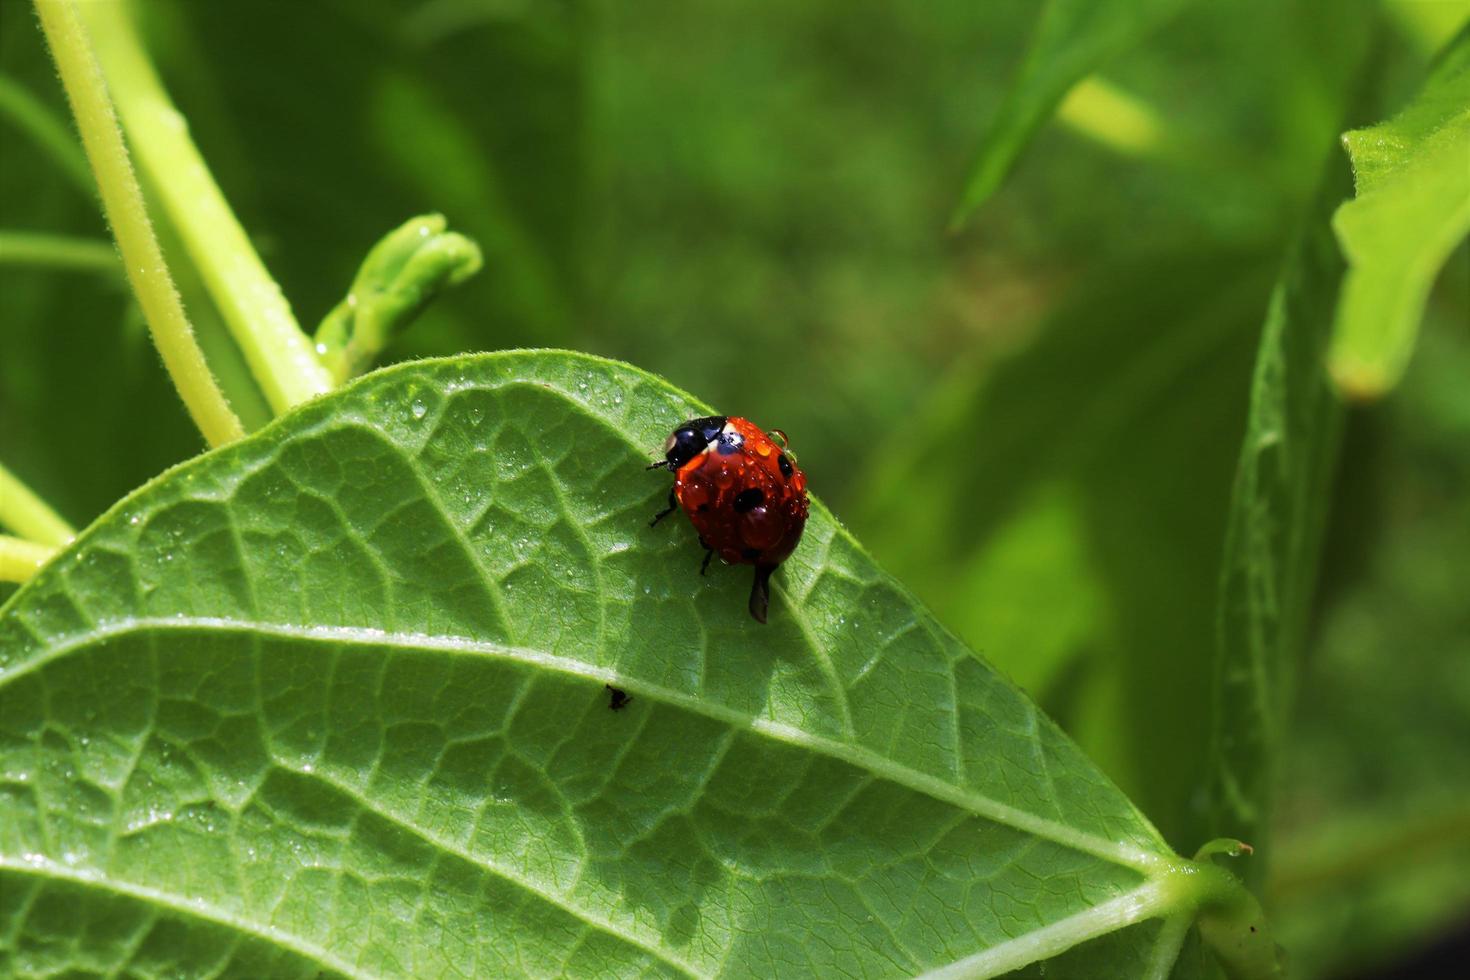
[748,565,775,624]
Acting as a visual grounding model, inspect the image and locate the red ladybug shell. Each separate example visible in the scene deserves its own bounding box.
[649,415,809,622]
[675,417,808,567]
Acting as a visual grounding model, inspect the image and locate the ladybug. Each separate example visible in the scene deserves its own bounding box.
[648,416,809,623]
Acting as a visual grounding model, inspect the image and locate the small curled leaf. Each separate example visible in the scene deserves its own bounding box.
[314,213,483,383]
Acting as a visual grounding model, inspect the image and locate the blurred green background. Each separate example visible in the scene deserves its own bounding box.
[2,1,1467,976]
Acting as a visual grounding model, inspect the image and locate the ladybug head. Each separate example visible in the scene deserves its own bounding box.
[661,415,727,469]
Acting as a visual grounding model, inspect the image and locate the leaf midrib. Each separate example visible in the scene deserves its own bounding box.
[0,855,363,979]
[3,616,1167,877]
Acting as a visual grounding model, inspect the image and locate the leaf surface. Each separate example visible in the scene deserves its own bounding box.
[1208,172,1349,858]
[0,352,1202,977]
[1328,25,1470,398]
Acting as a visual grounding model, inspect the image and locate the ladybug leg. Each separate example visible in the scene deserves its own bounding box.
[700,546,714,576]
[649,488,677,527]
[748,565,775,624]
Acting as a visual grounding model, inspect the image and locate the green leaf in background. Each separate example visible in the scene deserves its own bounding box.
[0,352,1256,977]
[1268,305,1470,978]
[1327,24,1470,399]
[852,249,1274,852]
[951,0,1194,225]
[1207,168,1350,874]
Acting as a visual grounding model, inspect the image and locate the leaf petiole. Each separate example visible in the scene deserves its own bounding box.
[0,536,57,584]
[0,462,76,548]
[32,0,244,448]
[79,0,333,415]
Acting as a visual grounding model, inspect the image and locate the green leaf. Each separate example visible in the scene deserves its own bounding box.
[1269,315,1470,976]
[1327,25,1470,399]
[951,0,1194,226]
[314,214,484,384]
[851,250,1275,850]
[1208,173,1350,861]
[1,351,1248,977]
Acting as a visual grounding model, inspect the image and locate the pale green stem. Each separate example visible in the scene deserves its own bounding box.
[0,230,119,273]
[1142,914,1195,980]
[0,462,76,547]
[0,72,94,194]
[33,0,244,447]
[0,535,57,584]
[81,0,333,414]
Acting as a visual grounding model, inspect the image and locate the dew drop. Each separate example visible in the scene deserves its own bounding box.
[315,342,329,356]
[410,400,428,420]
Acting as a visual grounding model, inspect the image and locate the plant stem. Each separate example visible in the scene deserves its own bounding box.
[0,72,94,194]
[81,0,333,414]
[0,535,57,584]
[32,0,244,447]
[0,463,76,547]
[0,230,119,274]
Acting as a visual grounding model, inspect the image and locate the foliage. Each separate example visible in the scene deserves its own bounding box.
[1328,22,1470,398]
[2,351,1258,977]
[2,0,1468,976]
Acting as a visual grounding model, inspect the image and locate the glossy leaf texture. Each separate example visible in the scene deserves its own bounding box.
[1208,168,1350,870]
[1328,24,1470,399]
[951,0,1194,225]
[0,352,1203,978]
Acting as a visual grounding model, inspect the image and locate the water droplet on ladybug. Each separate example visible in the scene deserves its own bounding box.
[740,505,784,550]
[681,482,710,510]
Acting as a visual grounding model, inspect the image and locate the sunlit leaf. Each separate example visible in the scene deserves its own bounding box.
[1328,25,1470,399]
[0,352,1239,977]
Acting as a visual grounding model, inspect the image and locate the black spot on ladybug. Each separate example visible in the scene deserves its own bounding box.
[605,684,631,711]
[742,547,761,560]
[778,453,793,478]
[698,503,710,512]
[733,488,764,512]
